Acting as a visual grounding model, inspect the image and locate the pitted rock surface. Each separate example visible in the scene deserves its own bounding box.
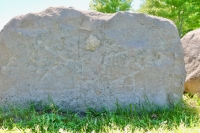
[181,29,200,95]
[0,7,185,110]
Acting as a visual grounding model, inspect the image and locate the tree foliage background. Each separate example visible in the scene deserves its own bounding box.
[89,0,133,13]
[138,0,200,37]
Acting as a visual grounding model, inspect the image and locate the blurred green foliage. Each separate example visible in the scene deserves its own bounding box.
[138,0,200,37]
[89,0,133,13]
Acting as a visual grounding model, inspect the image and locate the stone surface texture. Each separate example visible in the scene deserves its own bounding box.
[181,29,200,95]
[0,7,185,111]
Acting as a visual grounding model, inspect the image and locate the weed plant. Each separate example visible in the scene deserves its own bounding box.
[0,94,200,133]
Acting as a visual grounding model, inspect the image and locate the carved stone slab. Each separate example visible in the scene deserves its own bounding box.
[0,7,186,110]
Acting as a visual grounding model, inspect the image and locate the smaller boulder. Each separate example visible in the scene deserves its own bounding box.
[181,29,200,95]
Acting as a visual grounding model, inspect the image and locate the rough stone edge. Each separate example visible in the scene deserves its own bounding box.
[1,6,179,33]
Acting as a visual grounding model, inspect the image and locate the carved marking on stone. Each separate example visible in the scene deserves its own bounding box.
[85,34,100,51]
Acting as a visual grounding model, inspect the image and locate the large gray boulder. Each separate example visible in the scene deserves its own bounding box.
[181,29,200,95]
[0,7,185,111]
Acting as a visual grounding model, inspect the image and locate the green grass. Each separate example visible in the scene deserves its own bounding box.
[0,94,200,133]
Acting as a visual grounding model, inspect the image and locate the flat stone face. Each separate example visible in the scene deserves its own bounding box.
[181,29,200,95]
[0,7,185,111]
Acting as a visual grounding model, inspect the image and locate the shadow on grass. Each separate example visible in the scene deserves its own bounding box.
[0,93,200,132]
